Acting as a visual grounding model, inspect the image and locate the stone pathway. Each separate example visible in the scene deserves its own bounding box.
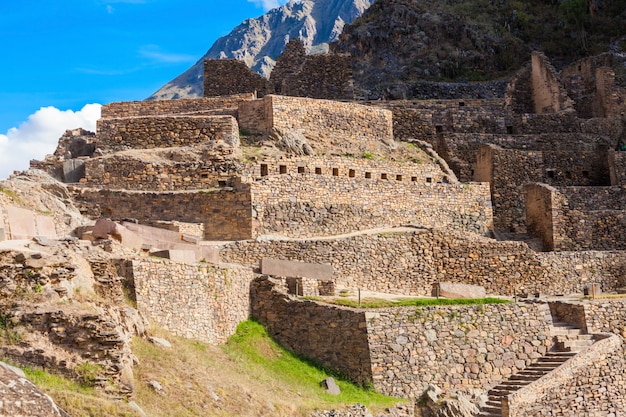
[478,320,595,417]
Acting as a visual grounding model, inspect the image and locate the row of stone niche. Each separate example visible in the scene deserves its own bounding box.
[258,163,447,184]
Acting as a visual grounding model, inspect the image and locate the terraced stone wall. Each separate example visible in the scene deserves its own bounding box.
[100,94,254,118]
[130,258,253,344]
[72,187,253,241]
[83,156,242,191]
[250,175,493,238]
[250,277,555,398]
[221,229,626,297]
[96,115,239,152]
[239,95,393,154]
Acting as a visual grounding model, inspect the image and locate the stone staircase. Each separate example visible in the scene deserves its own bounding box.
[477,320,595,417]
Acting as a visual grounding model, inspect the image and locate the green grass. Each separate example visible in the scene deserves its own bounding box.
[308,297,509,309]
[223,320,400,411]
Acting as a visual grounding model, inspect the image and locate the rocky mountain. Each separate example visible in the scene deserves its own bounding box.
[332,0,626,98]
[149,0,373,100]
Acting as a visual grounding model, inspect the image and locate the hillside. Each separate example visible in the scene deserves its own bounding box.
[332,0,626,98]
[149,0,373,100]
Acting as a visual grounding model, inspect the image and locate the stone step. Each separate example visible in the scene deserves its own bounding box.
[551,327,583,336]
[481,405,502,414]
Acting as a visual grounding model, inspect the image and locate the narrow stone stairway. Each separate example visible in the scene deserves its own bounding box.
[477,320,595,417]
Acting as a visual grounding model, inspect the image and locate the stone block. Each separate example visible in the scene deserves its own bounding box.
[261,258,333,280]
[432,282,486,299]
[35,215,57,238]
[320,377,341,395]
[0,228,5,242]
[151,249,197,263]
[62,159,86,183]
[6,205,37,240]
[93,218,119,239]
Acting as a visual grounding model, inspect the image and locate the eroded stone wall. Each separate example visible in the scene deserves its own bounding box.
[281,53,354,100]
[203,59,272,97]
[251,175,493,238]
[130,258,253,344]
[100,94,255,118]
[96,115,239,152]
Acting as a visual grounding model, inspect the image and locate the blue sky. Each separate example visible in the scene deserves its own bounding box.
[0,0,288,179]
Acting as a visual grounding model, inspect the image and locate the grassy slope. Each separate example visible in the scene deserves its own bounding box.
[14,321,403,417]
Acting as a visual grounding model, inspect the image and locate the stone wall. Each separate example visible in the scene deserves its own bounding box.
[100,94,255,118]
[479,144,610,233]
[526,183,556,251]
[72,186,253,241]
[270,38,354,100]
[505,334,626,416]
[281,53,354,100]
[505,64,534,114]
[367,302,553,397]
[203,59,272,98]
[220,228,626,297]
[129,258,253,344]
[584,299,626,335]
[530,52,573,114]
[371,99,510,142]
[250,276,373,385]
[84,155,243,191]
[247,155,446,185]
[527,183,626,251]
[562,52,626,119]
[239,95,393,155]
[251,175,493,238]
[251,276,556,398]
[96,115,239,152]
[610,150,626,185]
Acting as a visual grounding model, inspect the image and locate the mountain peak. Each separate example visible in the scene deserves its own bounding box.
[149,0,373,100]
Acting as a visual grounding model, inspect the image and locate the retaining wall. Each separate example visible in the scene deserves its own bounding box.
[96,115,239,152]
[251,276,555,398]
[251,175,493,238]
[221,229,626,297]
[130,258,253,344]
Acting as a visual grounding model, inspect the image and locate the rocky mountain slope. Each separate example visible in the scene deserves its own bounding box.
[149,0,373,100]
[332,0,626,98]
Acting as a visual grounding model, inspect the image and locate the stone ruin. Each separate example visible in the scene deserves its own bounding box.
[1,47,625,416]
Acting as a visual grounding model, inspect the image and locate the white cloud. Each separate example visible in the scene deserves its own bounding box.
[247,0,289,12]
[0,104,101,180]
[139,45,195,64]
